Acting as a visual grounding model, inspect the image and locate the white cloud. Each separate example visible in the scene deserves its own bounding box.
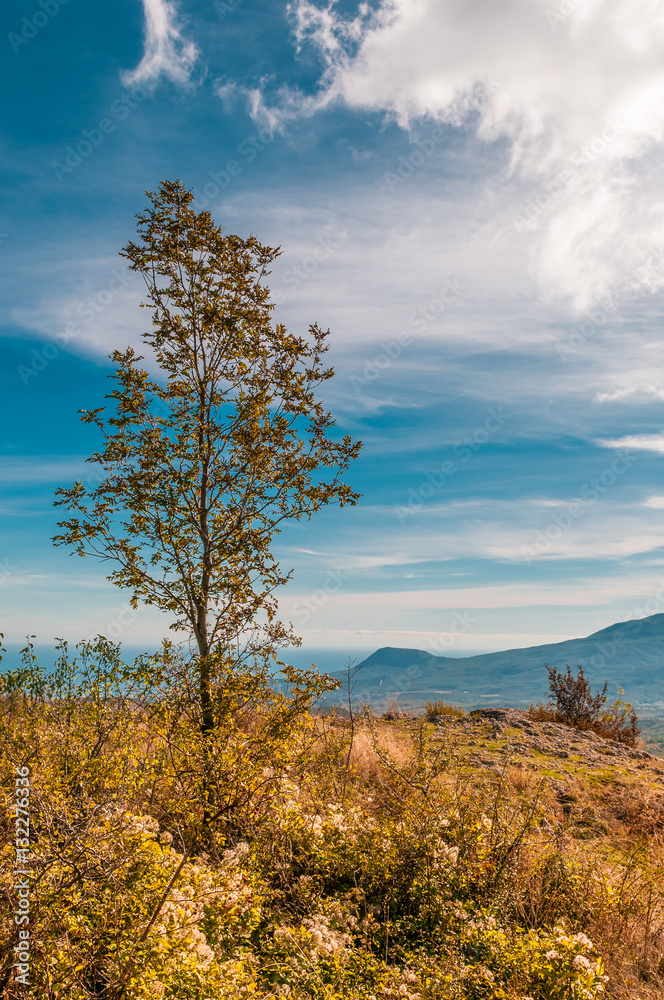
[598,433,664,453]
[643,495,664,507]
[296,628,576,652]
[8,254,148,362]
[283,502,664,570]
[122,0,199,88]
[595,383,664,402]
[214,81,294,135]
[274,0,664,311]
[282,573,664,622]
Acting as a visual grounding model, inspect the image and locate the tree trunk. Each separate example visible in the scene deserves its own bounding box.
[196,642,215,736]
[195,623,216,834]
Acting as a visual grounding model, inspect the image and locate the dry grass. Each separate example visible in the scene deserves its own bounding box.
[505,763,538,794]
[425,699,466,720]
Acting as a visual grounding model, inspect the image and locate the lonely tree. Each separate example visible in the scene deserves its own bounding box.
[54,180,360,732]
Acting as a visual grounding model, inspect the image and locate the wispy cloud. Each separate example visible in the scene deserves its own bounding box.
[213,80,297,137]
[295,628,576,653]
[595,384,664,403]
[597,434,664,454]
[282,573,664,622]
[122,0,199,88]
[0,456,92,484]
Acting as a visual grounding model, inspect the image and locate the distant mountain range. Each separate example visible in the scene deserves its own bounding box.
[334,614,664,714]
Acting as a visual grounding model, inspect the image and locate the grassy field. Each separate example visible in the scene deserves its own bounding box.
[3,644,664,1000]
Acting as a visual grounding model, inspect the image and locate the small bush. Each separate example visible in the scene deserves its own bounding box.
[527,702,558,723]
[596,687,640,745]
[425,700,466,720]
[528,664,640,746]
[546,664,608,729]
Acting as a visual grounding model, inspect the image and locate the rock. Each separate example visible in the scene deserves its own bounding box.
[447,707,659,778]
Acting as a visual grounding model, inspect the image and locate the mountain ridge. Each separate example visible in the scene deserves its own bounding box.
[339,613,664,712]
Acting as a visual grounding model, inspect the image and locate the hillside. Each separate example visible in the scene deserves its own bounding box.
[3,636,664,998]
[343,613,664,712]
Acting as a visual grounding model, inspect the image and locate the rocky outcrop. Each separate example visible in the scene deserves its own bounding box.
[432,706,664,776]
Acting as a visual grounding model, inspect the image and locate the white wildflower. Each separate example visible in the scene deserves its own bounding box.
[573,955,592,971]
[124,812,159,836]
[312,815,324,838]
[302,914,351,955]
[222,840,250,865]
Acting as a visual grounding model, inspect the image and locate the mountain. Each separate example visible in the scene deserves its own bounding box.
[338,613,664,713]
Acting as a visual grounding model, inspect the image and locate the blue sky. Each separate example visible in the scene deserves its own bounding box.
[3,0,664,663]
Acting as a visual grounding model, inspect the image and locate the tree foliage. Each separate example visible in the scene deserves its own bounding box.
[53,180,360,729]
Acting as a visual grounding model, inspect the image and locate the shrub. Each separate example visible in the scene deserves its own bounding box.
[595,687,640,746]
[425,700,466,720]
[528,664,640,746]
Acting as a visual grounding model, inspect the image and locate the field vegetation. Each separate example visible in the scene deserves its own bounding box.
[2,639,664,998]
